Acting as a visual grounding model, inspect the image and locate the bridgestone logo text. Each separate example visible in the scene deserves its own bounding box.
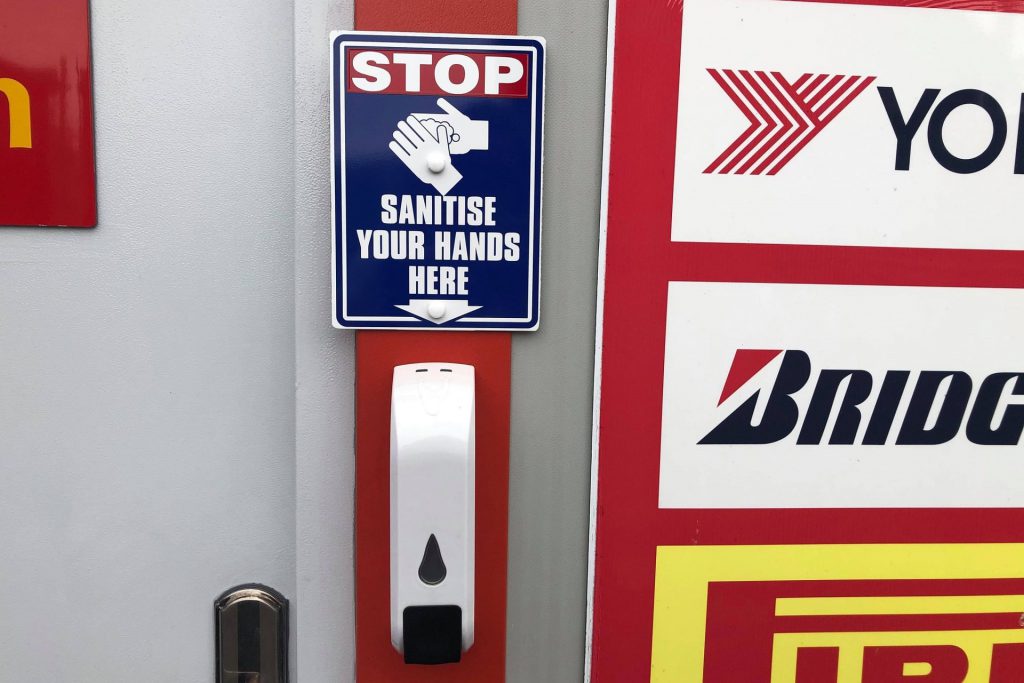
[700,350,1024,446]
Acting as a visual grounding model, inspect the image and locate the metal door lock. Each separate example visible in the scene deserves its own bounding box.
[215,584,289,683]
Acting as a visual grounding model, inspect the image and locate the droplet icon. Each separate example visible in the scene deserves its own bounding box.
[418,534,447,586]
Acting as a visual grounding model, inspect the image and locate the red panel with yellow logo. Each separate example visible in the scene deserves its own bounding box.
[0,0,96,227]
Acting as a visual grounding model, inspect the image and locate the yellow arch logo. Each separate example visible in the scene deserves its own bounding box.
[0,78,32,149]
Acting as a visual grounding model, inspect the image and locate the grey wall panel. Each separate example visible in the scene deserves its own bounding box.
[0,0,297,678]
[509,2,609,681]
[293,0,357,681]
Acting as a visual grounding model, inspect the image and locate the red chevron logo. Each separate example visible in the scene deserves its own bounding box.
[703,69,876,175]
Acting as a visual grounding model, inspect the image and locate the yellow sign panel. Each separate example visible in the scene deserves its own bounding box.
[771,629,1024,683]
[651,543,1024,682]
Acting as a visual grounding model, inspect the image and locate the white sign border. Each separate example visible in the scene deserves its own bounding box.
[329,31,546,331]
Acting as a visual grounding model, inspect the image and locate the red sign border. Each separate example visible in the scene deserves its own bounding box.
[588,0,1024,680]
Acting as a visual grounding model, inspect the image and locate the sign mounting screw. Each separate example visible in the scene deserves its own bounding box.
[428,301,447,319]
[426,151,448,173]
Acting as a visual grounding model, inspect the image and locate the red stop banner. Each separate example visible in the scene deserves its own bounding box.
[0,0,96,227]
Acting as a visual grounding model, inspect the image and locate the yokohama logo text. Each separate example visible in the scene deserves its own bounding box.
[703,70,875,175]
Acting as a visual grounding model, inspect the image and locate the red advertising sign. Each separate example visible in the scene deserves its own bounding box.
[589,0,1024,681]
[0,0,96,227]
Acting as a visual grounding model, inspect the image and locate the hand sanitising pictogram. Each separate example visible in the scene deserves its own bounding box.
[389,98,490,195]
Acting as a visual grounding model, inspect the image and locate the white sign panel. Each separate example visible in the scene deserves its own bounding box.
[673,0,1024,249]
[660,281,1024,508]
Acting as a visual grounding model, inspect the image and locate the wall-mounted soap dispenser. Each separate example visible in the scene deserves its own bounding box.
[390,363,475,665]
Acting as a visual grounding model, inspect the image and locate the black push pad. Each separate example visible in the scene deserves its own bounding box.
[402,605,462,665]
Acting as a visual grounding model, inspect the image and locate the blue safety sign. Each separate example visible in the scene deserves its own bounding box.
[330,32,546,330]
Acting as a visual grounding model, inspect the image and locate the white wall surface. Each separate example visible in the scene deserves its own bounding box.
[0,0,300,678]
[0,0,605,680]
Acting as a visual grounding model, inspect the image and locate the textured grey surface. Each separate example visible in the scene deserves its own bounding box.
[0,0,297,678]
[508,2,609,681]
[293,0,358,681]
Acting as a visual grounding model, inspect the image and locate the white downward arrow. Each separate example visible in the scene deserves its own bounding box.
[395,299,482,325]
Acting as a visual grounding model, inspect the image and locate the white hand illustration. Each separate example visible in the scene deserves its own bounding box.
[414,98,489,156]
[388,114,463,195]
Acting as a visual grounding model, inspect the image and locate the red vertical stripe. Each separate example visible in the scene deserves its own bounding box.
[355,331,510,682]
[352,4,516,683]
[356,0,516,34]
